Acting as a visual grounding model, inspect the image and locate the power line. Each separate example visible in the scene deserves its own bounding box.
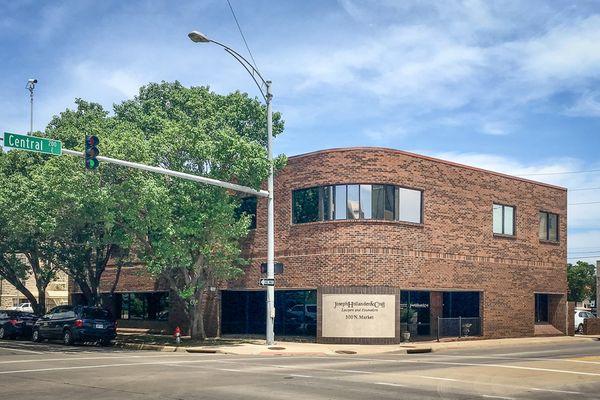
[569,187,600,192]
[568,256,600,259]
[518,168,600,177]
[225,0,258,70]
[568,201,600,206]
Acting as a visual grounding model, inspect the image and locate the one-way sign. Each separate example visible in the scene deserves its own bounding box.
[259,278,275,286]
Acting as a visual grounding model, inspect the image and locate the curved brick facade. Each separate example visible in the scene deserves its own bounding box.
[234,147,567,340]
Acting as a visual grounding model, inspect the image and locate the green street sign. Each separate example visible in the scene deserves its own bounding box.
[3,132,62,155]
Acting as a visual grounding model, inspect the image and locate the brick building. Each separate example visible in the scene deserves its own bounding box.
[81,147,568,342]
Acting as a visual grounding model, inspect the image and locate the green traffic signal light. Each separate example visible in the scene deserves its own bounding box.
[85,135,100,170]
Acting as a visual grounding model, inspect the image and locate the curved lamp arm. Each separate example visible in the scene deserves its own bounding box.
[188,31,270,103]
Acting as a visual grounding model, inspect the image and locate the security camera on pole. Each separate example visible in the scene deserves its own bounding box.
[26,78,38,134]
[188,30,276,346]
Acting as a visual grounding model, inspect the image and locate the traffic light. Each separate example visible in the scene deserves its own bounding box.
[85,135,99,170]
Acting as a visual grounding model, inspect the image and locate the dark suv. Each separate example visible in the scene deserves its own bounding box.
[32,305,116,346]
[0,310,39,339]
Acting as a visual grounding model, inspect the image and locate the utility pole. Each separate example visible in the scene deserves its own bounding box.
[26,78,38,134]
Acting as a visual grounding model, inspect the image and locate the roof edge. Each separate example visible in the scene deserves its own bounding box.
[287,147,567,192]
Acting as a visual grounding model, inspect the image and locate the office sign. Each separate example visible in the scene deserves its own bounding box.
[322,294,395,338]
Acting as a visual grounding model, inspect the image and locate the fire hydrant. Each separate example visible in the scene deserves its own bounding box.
[174,326,181,345]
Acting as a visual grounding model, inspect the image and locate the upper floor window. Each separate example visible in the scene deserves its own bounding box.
[292,184,422,224]
[236,197,257,229]
[492,204,514,236]
[539,211,558,242]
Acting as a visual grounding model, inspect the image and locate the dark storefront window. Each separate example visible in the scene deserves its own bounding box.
[535,293,549,323]
[292,184,422,224]
[119,292,169,321]
[221,290,317,336]
[442,292,480,318]
[236,197,257,229]
[400,291,431,336]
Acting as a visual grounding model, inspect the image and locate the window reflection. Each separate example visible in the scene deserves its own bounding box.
[347,185,360,219]
[292,184,423,224]
[334,185,346,220]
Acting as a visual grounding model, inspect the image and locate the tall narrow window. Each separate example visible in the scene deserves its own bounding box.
[347,185,360,219]
[360,185,372,219]
[492,204,515,236]
[322,186,334,221]
[334,185,346,220]
[398,188,422,223]
[539,211,559,241]
[372,185,385,220]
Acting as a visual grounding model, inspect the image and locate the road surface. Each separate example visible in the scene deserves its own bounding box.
[1,338,600,399]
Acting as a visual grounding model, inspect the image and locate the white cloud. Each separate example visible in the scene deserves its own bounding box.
[271,1,600,136]
[565,91,600,117]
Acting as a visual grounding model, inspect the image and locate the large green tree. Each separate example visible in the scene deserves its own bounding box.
[0,148,60,314]
[113,82,285,339]
[567,261,597,302]
[34,99,155,306]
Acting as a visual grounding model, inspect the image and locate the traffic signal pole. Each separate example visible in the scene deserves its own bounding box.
[61,148,269,198]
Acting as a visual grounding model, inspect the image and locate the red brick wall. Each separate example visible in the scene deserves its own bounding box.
[234,148,567,339]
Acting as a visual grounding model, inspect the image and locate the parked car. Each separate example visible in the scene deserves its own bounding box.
[575,310,596,333]
[0,310,39,339]
[12,303,34,313]
[32,305,116,346]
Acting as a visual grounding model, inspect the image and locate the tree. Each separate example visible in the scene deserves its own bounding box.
[113,82,285,340]
[567,261,597,302]
[0,148,60,315]
[36,99,155,306]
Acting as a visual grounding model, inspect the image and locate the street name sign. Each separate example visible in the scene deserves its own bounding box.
[3,132,62,155]
[259,278,275,286]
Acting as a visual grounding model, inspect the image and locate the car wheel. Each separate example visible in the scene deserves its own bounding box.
[100,339,113,347]
[63,330,74,346]
[0,327,6,340]
[31,329,42,342]
[578,323,584,334]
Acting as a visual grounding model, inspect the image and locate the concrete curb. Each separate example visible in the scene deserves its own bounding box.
[115,342,187,352]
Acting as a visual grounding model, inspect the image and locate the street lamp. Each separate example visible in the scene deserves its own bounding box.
[188,30,276,346]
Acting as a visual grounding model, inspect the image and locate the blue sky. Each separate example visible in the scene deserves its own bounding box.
[1,0,600,260]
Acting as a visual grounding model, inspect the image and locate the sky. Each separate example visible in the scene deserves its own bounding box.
[1,0,599,261]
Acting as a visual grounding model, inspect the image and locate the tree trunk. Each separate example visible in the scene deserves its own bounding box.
[189,294,206,341]
[37,287,46,315]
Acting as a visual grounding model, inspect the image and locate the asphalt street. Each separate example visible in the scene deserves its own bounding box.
[1,339,600,399]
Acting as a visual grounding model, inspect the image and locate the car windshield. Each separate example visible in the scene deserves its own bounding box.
[82,308,112,320]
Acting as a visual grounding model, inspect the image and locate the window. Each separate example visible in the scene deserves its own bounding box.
[118,292,169,321]
[372,185,396,221]
[359,185,372,219]
[236,197,257,229]
[398,188,422,223]
[334,185,346,220]
[347,185,360,219]
[539,211,559,241]
[292,183,423,224]
[292,187,320,223]
[493,204,515,236]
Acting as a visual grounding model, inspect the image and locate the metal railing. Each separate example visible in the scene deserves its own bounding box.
[437,317,481,340]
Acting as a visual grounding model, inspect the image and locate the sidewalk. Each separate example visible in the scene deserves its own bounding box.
[115,331,600,355]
